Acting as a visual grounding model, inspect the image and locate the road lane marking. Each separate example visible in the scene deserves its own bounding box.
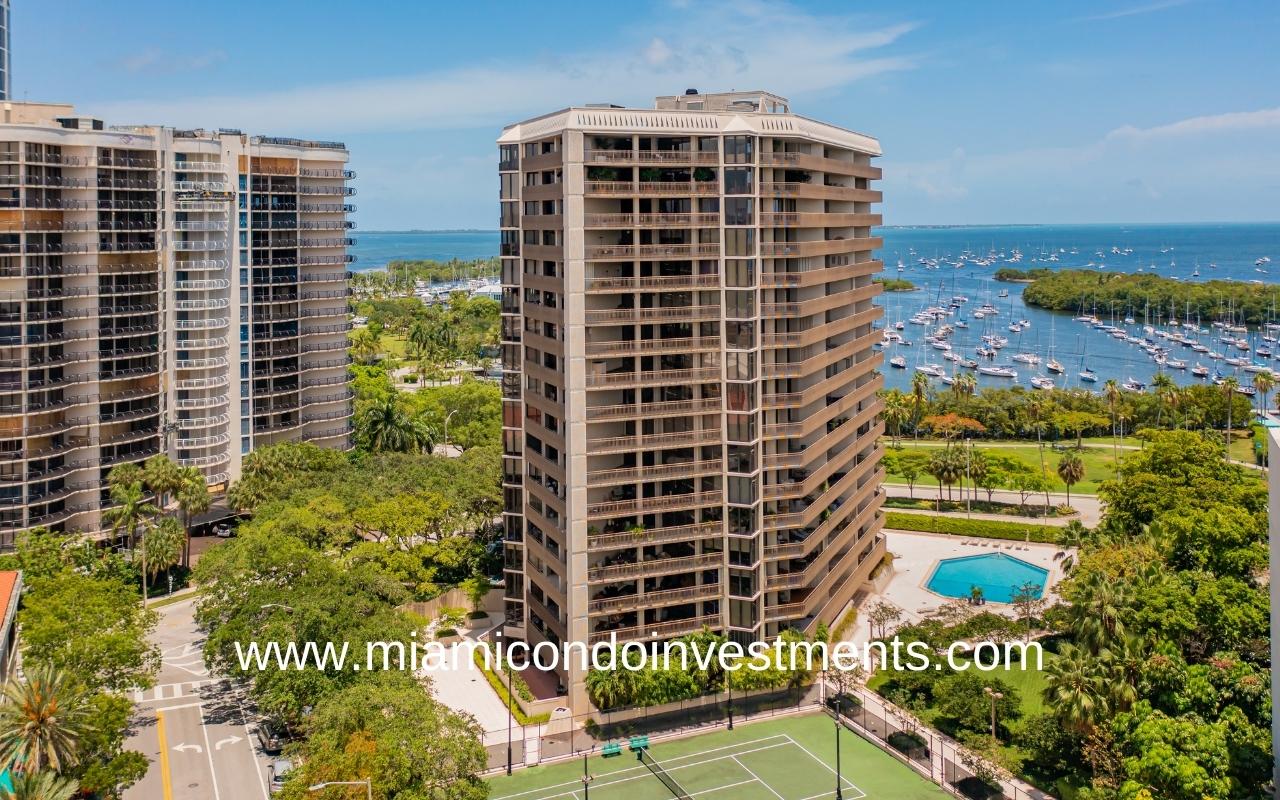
[199,703,223,800]
[234,691,270,800]
[156,710,174,800]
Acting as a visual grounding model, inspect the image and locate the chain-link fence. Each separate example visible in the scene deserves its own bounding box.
[482,685,821,773]
[826,682,1053,800]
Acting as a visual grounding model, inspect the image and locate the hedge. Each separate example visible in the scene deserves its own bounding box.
[471,648,551,725]
[883,511,1057,543]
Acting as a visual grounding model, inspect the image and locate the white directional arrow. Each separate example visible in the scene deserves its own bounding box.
[214,735,242,751]
[172,742,204,754]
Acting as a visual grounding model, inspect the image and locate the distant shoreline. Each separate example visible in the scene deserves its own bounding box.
[357,221,1279,235]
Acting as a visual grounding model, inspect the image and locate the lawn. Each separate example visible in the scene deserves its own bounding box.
[487,711,947,800]
[883,440,1118,494]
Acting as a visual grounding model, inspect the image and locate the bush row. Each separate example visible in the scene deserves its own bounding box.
[883,511,1058,543]
[471,648,551,725]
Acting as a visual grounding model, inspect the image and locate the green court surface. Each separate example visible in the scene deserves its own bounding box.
[487,712,948,800]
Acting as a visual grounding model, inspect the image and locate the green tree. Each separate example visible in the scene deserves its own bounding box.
[357,395,435,454]
[1054,410,1108,449]
[141,516,185,590]
[1041,644,1106,733]
[176,465,212,568]
[18,573,159,693]
[1252,370,1273,415]
[459,575,493,616]
[933,671,1020,738]
[910,371,929,441]
[0,666,90,773]
[927,448,965,507]
[142,454,184,513]
[278,672,486,800]
[102,469,157,551]
[1056,450,1085,506]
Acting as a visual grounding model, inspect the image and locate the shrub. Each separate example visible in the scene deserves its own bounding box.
[471,648,550,725]
[434,627,458,638]
[883,511,1056,543]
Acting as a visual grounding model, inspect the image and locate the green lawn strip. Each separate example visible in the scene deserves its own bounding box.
[485,711,948,799]
[884,511,1058,543]
[471,648,551,726]
[884,496,1068,519]
[884,441,1118,494]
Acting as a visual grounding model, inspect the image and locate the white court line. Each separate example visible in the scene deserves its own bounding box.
[490,735,793,800]
[732,755,784,800]
[198,703,223,800]
[784,734,867,800]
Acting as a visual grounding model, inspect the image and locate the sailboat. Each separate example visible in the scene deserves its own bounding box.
[1046,315,1063,374]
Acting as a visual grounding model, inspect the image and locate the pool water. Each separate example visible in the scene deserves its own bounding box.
[925,553,1049,603]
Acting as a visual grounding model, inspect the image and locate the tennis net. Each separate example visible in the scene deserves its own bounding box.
[637,747,693,800]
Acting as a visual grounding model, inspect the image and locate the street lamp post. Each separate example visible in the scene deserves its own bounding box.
[984,686,1004,741]
[581,748,594,799]
[834,712,844,800]
[308,779,372,800]
[726,672,734,731]
[505,640,514,776]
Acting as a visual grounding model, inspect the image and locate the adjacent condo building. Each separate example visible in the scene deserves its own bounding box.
[498,91,887,710]
[0,101,354,542]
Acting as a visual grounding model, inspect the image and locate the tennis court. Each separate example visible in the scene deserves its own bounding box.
[487,712,948,800]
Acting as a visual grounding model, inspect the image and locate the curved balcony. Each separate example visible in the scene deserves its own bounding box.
[301,425,354,443]
[174,298,230,311]
[173,180,230,193]
[175,317,229,330]
[178,414,230,429]
[174,358,226,372]
[174,240,228,252]
[175,336,229,350]
[174,279,231,291]
[176,376,229,390]
[174,395,229,412]
[175,259,230,271]
[178,452,231,469]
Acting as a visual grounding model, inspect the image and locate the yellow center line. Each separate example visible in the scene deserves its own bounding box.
[156,709,175,800]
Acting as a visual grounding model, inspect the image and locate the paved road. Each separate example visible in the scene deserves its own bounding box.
[125,598,274,800]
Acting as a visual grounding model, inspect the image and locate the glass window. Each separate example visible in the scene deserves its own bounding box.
[724,197,753,226]
[725,136,755,164]
[726,259,755,287]
[726,289,755,318]
[724,168,753,195]
[725,229,754,257]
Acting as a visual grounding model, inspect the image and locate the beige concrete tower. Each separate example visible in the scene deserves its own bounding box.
[0,102,353,545]
[498,91,887,712]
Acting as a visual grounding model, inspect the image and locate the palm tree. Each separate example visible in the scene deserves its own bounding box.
[1253,371,1274,415]
[175,466,211,568]
[927,448,964,508]
[1068,573,1129,653]
[880,390,910,447]
[1056,451,1085,507]
[1041,644,1107,734]
[1151,373,1176,429]
[909,371,929,442]
[1101,379,1121,473]
[358,396,434,453]
[143,454,183,513]
[3,771,80,800]
[1222,376,1240,453]
[1023,395,1051,476]
[102,472,157,552]
[142,517,185,593]
[953,372,978,400]
[0,667,89,774]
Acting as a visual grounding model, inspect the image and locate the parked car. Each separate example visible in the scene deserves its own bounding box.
[257,719,287,754]
[268,758,294,794]
[214,524,234,539]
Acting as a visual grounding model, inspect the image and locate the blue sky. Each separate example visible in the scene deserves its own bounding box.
[15,0,1279,230]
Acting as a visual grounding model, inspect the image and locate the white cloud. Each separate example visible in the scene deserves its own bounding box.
[116,48,226,75]
[1077,0,1192,22]
[89,2,919,135]
[1105,107,1280,142]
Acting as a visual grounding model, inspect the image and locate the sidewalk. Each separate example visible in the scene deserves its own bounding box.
[884,484,1103,527]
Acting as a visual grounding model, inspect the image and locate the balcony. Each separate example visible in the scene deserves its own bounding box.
[585,243,721,260]
[583,305,720,325]
[587,490,722,519]
[584,150,719,165]
[586,397,720,421]
[585,181,721,196]
[588,613,721,646]
[584,213,721,228]
[588,520,723,551]
[586,274,719,292]
[584,366,719,388]
[584,336,720,357]
[758,212,882,228]
[586,428,722,453]
[586,458,722,486]
[587,584,721,615]
[759,237,882,258]
[759,151,881,180]
[758,182,882,203]
[588,552,722,582]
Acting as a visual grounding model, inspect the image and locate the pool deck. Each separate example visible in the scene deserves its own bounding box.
[841,530,1070,647]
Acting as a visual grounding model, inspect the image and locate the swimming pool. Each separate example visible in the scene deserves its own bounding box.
[925,553,1049,603]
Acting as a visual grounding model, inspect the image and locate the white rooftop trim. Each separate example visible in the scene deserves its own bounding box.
[499,106,880,156]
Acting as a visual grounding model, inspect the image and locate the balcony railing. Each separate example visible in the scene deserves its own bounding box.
[585,366,719,388]
[585,181,721,196]
[588,613,721,646]
[585,243,721,260]
[584,149,719,164]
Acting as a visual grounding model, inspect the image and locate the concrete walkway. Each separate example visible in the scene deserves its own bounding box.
[885,484,1103,527]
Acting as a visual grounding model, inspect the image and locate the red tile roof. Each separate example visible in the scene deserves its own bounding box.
[0,571,18,633]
